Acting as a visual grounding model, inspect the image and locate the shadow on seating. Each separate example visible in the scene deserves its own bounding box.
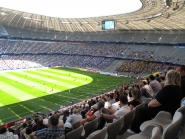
[140,111,172,132]
[127,124,161,139]
[86,127,107,139]
[107,118,123,139]
[57,135,65,139]
[65,125,83,139]
[81,118,98,139]
[72,121,80,130]
[118,109,136,135]
[127,112,183,139]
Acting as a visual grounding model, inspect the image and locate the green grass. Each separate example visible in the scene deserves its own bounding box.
[0,67,133,125]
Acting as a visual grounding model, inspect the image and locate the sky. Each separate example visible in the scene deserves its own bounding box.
[0,0,142,18]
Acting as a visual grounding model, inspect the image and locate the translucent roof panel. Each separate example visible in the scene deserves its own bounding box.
[0,0,142,18]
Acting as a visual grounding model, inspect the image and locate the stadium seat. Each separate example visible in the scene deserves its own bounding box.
[81,118,98,139]
[65,125,83,139]
[57,135,65,139]
[118,108,136,135]
[176,106,185,127]
[140,106,185,132]
[86,127,107,139]
[106,117,123,139]
[162,112,183,139]
[128,112,183,139]
[134,102,145,110]
[179,126,185,139]
[72,121,80,130]
[140,111,172,132]
[132,103,145,124]
[127,124,162,139]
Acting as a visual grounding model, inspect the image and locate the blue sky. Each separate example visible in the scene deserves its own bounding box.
[0,0,142,18]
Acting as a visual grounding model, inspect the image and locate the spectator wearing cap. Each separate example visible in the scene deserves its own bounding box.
[80,103,103,125]
[30,114,65,139]
[149,75,162,98]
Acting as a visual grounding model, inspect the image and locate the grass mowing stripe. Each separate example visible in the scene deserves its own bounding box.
[42,68,90,78]
[2,72,56,95]
[28,70,86,86]
[38,71,91,87]
[7,72,61,94]
[1,101,66,123]
[18,104,35,113]
[8,106,26,119]
[6,104,41,121]
[25,69,88,86]
[0,108,21,120]
[0,107,39,122]
[0,81,36,101]
[0,97,68,124]
[0,106,22,114]
[39,69,92,84]
[23,70,81,88]
[8,71,70,92]
[0,89,20,105]
[0,91,83,124]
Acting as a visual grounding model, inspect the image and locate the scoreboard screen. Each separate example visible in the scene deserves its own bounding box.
[102,20,115,30]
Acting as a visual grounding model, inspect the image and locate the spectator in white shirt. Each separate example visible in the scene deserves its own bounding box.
[100,95,130,122]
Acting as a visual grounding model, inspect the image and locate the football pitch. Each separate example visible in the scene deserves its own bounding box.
[0,67,133,125]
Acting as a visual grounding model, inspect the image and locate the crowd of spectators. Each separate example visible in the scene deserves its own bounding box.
[0,40,184,64]
[126,50,154,60]
[117,60,178,77]
[0,41,127,57]
[0,55,178,79]
[0,40,184,77]
[0,55,114,71]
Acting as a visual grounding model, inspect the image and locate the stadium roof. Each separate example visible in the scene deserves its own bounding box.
[0,0,142,18]
[0,0,185,32]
